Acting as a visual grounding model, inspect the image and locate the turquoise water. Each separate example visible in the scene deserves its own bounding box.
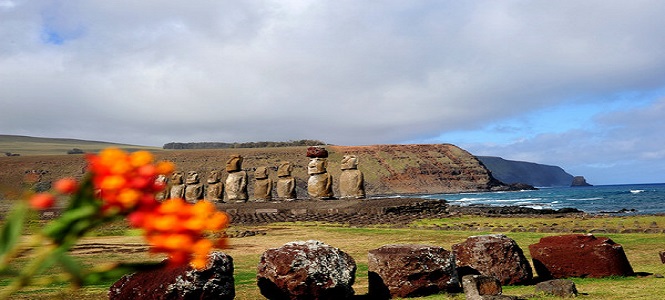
[420,183,665,215]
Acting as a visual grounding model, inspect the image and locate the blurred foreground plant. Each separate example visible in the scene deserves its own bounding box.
[0,148,229,299]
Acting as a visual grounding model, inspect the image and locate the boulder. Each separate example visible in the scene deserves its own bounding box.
[109,251,234,300]
[257,240,356,300]
[529,234,634,279]
[368,244,460,298]
[462,275,515,300]
[535,279,578,298]
[452,234,533,285]
[659,251,665,264]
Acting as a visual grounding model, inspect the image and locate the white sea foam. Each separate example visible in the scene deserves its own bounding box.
[630,190,645,194]
[567,197,602,201]
[457,197,489,201]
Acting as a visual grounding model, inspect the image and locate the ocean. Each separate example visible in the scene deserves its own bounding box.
[419,183,665,215]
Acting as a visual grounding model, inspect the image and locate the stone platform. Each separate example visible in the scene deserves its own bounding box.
[217,197,451,226]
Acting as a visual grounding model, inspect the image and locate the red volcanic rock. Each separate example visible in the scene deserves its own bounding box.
[306,146,329,158]
[452,234,533,285]
[257,240,356,300]
[529,234,634,279]
[367,244,460,298]
[109,252,234,300]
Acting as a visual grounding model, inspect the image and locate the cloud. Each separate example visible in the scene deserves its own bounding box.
[1,1,665,183]
[461,97,665,184]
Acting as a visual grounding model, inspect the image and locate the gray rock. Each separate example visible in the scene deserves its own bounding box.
[461,275,504,300]
[535,279,578,297]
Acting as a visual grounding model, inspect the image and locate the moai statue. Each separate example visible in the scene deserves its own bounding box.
[276,161,297,201]
[339,155,366,199]
[253,166,273,202]
[154,174,169,201]
[225,154,248,202]
[205,170,224,202]
[169,171,185,199]
[307,158,334,200]
[184,171,204,203]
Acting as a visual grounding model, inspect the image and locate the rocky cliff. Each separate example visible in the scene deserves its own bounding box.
[0,144,507,198]
[476,156,574,187]
[571,176,592,187]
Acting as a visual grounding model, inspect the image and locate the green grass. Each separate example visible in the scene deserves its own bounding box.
[2,217,664,299]
[411,215,665,234]
[0,134,160,156]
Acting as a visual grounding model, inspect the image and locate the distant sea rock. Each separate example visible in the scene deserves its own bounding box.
[571,176,592,187]
[477,156,574,187]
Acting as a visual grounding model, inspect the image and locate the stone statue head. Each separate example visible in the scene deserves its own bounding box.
[171,171,184,184]
[340,155,358,170]
[254,166,269,180]
[307,158,327,175]
[155,174,168,186]
[277,161,292,177]
[226,154,243,172]
[186,171,199,184]
[207,170,222,183]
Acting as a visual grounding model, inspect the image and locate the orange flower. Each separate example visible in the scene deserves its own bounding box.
[135,198,229,269]
[29,193,56,210]
[129,150,153,167]
[49,147,230,270]
[53,178,78,194]
[155,161,175,175]
[86,148,174,214]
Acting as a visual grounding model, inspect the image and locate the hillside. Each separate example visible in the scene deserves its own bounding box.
[0,144,507,199]
[0,134,160,156]
[477,156,574,187]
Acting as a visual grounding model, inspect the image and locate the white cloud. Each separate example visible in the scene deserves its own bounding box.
[2,1,665,183]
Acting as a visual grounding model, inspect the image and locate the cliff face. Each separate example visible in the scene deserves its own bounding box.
[571,176,592,187]
[476,156,574,187]
[0,144,505,198]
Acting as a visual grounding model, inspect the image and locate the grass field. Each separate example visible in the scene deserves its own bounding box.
[0,135,160,156]
[1,216,664,300]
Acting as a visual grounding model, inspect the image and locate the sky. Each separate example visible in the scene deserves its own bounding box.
[1,1,665,185]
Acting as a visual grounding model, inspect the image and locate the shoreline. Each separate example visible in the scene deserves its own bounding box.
[210,198,665,234]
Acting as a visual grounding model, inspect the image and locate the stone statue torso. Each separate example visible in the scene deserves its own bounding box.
[339,169,365,199]
[226,171,248,201]
[276,177,296,200]
[307,173,334,199]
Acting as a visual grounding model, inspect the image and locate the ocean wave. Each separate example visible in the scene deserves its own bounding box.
[456,197,491,201]
[567,197,603,201]
[630,189,645,194]
[491,198,540,203]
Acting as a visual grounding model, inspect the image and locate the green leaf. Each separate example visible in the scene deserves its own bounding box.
[56,252,83,287]
[81,262,164,285]
[67,175,99,210]
[41,205,97,242]
[0,202,28,267]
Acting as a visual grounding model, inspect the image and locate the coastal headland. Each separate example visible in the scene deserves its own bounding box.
[0,144,512,201]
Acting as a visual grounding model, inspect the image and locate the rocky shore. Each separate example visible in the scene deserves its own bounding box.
[219,197,665,234]
[221,197,581,226]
